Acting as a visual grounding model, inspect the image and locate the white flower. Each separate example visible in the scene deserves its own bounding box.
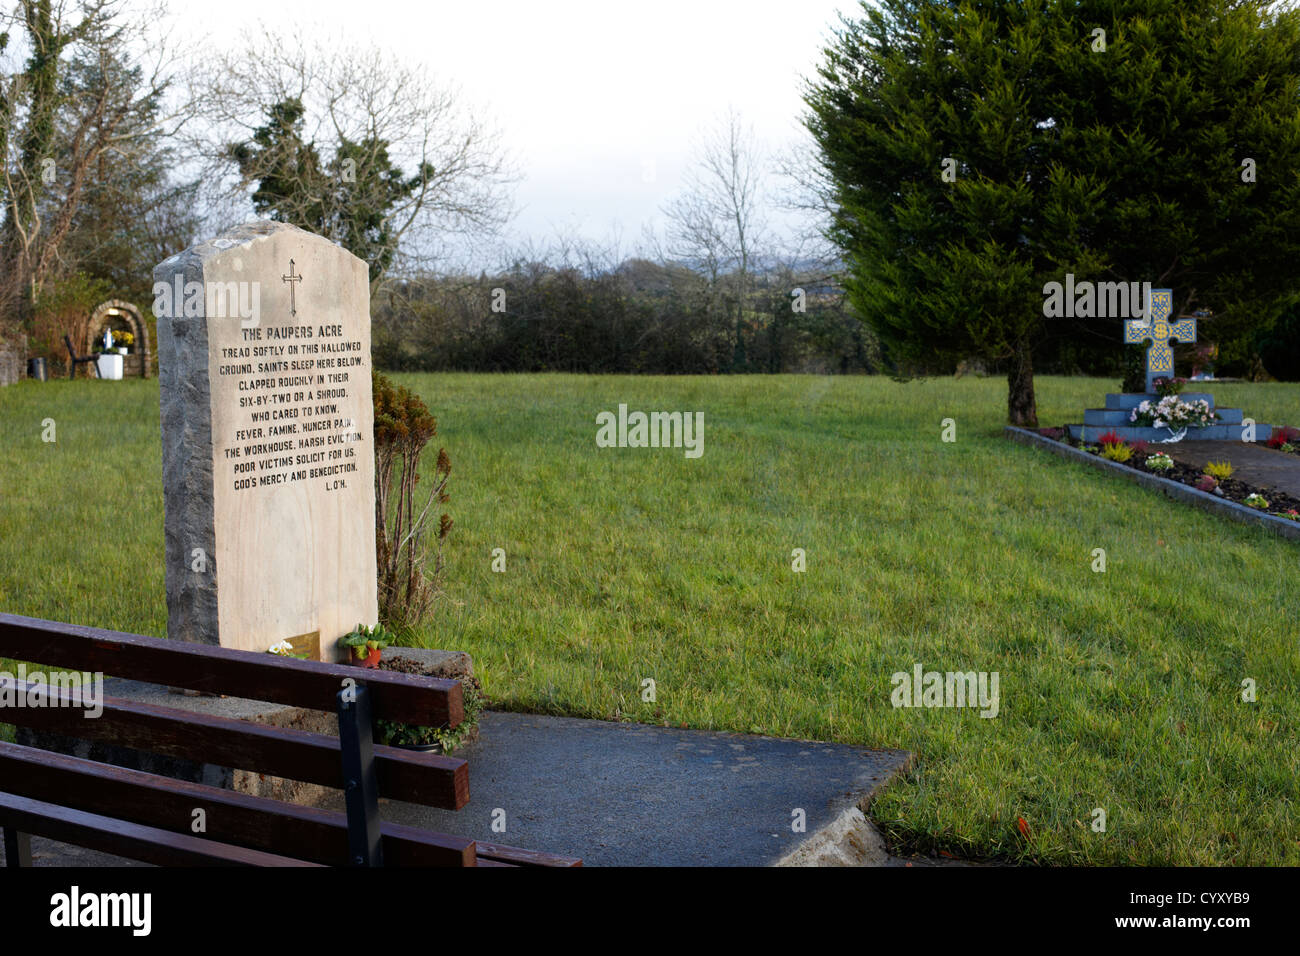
[268,640,293,655]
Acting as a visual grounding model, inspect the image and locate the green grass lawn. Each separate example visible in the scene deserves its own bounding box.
[1,373,1297,864]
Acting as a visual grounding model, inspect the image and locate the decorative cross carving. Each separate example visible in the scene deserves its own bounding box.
[1123,288,1196,393]
[281,259,303,316]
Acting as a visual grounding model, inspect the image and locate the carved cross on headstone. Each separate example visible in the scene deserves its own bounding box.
[281,259,303,316]
[1123,288,1196,393]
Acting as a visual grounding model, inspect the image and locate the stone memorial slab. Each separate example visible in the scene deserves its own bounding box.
[154,220,377,661]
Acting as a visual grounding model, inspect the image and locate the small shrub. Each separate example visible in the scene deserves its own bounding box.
[339,622,395,653]
[1146,453,1174,471]
[1130,439,1149,455]
[378,677,485,754]
[1038,427,1065,441]
[28,272,116,373]
[1265,426,1299,449]
[373,372,453,631]
[1243,493,1269,510]
[1152,376,1187,398]
[1121,344,1147,394]
[1194,474,1218,492]
[1203,460,1234,480]
[1097,430,1124,447]
[1100,443,1132,462]
[338,622,396,665]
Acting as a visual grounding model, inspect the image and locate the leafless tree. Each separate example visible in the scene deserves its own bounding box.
[0,0,183,329]
[661,107,770,340]
[773,127,842,273]
[185,30,518,290]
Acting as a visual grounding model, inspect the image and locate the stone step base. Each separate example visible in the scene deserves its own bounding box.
[1067,423,1273,443]
[1085,407,1244,427]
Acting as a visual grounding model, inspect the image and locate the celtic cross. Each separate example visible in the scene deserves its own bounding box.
[1123,288,1196,393]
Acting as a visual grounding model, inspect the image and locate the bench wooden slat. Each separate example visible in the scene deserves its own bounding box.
[0,613,582,867]
[0,678,470,810]
[476,841,583,868]
[0,741,477,867]
[0,792,321,867]
[0,612,463,727]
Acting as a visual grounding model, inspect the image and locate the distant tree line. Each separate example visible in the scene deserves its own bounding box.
[6,0,1300,385]
[372,256,879,375]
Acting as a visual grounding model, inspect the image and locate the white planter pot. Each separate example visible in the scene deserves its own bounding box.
[96,353,124,380]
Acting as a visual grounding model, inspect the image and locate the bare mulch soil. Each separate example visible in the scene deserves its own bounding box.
[1041,431,1300,520]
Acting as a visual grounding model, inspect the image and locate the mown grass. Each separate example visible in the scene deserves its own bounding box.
[1,373,1297,864]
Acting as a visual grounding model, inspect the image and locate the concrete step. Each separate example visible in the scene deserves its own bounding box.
[1067,423,1273,443]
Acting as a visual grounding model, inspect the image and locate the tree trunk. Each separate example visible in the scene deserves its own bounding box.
[1007,340,1038,427]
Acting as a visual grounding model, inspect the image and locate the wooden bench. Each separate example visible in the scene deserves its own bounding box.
[0,613,579,867]
[63,334,101,379]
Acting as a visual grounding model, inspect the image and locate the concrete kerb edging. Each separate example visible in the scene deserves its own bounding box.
[1005,426,1300,542]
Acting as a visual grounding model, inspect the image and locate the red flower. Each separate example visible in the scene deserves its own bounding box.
[1266,426,1299,449]
[1097,430,1125,447]
[1017,816,1031,838]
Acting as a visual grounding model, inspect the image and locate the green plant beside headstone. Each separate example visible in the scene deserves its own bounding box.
[338,622,394,664]
[373,371,453,631]
[377,677,484,754]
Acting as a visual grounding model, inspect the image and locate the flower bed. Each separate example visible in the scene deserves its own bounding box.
[1035,426,1300,520]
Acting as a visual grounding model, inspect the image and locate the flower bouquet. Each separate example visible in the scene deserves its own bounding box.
[1129,396,1218,438]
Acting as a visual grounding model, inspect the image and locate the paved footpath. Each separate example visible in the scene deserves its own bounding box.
[3,713,939,867]
[1161,441,1300,498]
[327,712,915,866]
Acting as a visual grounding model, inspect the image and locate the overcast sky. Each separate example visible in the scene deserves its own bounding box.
[177,0,863,261]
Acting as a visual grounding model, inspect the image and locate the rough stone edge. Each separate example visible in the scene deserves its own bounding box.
[383,646,474,680]
[155,251,217,645]
[774,806,891,866]
[1005,426,1300,542]
[772,749,913,867]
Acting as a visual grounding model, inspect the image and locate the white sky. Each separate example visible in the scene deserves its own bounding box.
[175,0,864,260]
